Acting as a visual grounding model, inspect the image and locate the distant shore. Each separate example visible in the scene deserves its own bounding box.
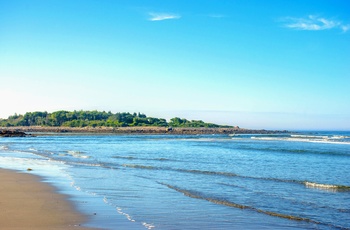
[0,126,288,135]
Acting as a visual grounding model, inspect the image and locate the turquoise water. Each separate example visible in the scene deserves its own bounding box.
[1,131,349,229]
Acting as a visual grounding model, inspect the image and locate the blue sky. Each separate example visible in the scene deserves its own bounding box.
[1,0,349,130]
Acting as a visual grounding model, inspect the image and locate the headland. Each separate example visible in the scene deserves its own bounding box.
[0,126,288,136]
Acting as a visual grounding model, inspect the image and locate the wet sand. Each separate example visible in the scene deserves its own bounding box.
[0,169,92,229]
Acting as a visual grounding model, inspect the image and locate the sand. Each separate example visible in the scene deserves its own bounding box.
[0,169,93,229]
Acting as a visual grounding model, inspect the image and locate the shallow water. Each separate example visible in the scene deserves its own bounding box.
[1,131,349,229]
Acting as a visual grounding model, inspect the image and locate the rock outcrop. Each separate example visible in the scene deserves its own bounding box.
[0,130,30,137]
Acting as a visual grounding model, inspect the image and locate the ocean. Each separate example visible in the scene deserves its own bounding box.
[1,131,349,229]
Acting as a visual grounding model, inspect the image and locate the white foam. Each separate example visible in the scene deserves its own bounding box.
[67,150,83,154]
[304,182,340,192]
[304,181,337,188]
[67,150,90,158]
[0,145,9,150]
[329,135,349,140]
[142,222,156,229]
[291,134,328,139]
[116,207,136,222]
[250,136,350,145]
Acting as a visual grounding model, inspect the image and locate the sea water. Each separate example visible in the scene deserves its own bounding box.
[0,131,349,229]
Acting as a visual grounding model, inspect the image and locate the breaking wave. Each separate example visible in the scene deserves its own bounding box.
[249,134,350,145]
[0,145,9,150]
[159,183,349,229]
[234,145,350,157]
[304,181,350,192]
[122,164,158,170]
[159,183,317,222]
[113,155,174,162]
[66,150,90,159]
[120,163,350,192]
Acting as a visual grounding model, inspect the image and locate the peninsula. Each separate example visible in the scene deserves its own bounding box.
[0,110,288,135]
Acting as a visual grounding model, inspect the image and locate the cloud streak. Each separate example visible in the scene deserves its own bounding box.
[283,15,349,32]
[148,12,181,21]
[208,14,227,19]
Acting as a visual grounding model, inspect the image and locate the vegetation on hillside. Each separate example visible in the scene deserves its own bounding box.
[0,110,232,128]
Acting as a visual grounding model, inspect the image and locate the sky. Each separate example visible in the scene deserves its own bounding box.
[0,0,349,130]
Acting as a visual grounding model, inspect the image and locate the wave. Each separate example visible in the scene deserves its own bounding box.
[304,182,350,192]
[219,182,350,214]
[112,155,136,160]
[67,150,84,154]
[5,147,350,193]
[249,134,350,145]
[68,161,103,167]
[121,163,238,177]
[66,150,90,159]
[142,222,156,230]
[160,183,350,229]
[122,164,158,170]
[116,207,136,223]
[291,134,350,140]
[214,173,350,192]
[154,158,171,161]
[0,145,9,150]
[119,163,350,192]
[159,183,321,224]
[231,145,350,157]
[176,168,238,177]
[103,197,139,225]
[113,155,174,162]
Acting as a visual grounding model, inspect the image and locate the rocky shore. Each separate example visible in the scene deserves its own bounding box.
[0,129,32,137]
[1,126,288,136]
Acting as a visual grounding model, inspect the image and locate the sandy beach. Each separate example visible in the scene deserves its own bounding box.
[0,169,92,229]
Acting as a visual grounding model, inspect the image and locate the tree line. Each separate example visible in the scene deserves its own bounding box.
[0,110,232,128]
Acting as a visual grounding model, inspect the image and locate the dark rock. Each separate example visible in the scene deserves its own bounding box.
[0,130,31,137]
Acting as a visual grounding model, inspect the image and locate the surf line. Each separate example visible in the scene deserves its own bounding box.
[125,164,350,192]
[158,182,335,227]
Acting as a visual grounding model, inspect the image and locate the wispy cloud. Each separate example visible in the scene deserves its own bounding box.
[208,14,227,19]
[283,15,349,32]
[148,12,181,21]
[341,25,350,32]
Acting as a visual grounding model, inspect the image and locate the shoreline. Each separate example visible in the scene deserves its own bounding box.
[0,126,288,135]
[0,168,93,229]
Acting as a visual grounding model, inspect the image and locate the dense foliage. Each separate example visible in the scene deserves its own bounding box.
[0,110,231,128]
